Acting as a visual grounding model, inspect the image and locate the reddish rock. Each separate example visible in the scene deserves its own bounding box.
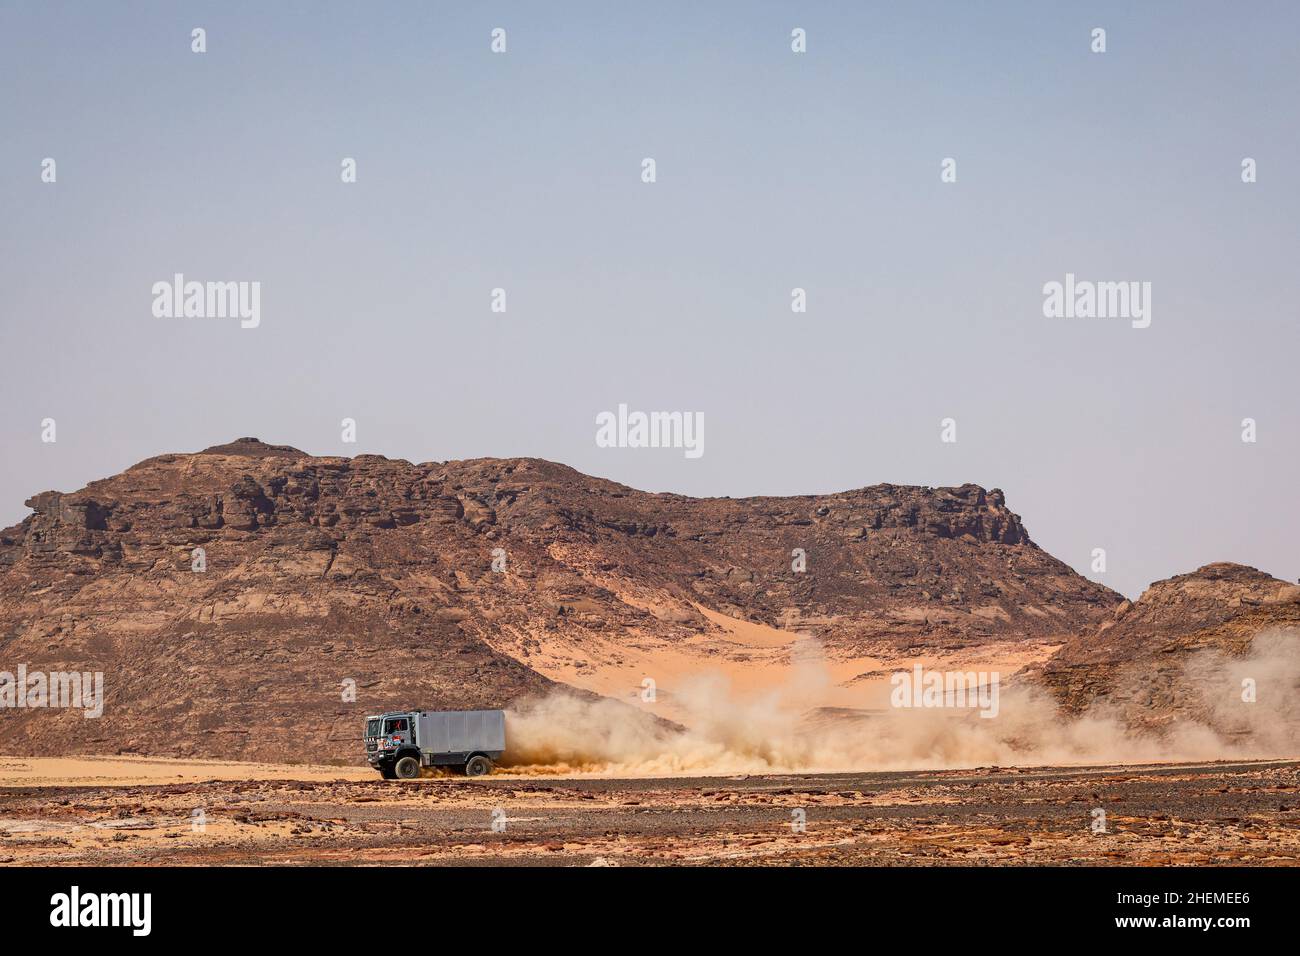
[1035,563,1300,731]
[0,438,1122,762]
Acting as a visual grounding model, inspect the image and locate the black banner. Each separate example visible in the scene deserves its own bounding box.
[0,865,1279,942]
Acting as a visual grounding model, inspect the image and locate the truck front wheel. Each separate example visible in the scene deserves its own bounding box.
[465,755,493,777]
[394,756,421,779]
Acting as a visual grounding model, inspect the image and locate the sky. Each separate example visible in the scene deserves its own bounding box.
[1,1,1297,599]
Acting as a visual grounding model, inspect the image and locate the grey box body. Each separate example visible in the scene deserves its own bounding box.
[415,709,505,763]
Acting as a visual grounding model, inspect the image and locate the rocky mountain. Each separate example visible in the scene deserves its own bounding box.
[1035,563,1300,735]
[0,437,1120,762]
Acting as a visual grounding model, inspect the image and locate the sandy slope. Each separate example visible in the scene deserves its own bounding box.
[486,602,1061,723]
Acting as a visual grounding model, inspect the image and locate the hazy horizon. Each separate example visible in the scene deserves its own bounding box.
[3,1,1298,599]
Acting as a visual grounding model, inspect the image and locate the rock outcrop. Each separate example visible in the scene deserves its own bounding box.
[0,437,1122,762]
[1035,563,1300,734]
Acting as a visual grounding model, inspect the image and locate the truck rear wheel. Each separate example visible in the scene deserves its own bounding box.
[394,756,421,779]
[465,755,493,777]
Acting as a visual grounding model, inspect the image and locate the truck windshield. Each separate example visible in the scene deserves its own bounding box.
[366,719,380,737]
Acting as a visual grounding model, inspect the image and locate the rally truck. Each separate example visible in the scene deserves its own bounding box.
[365,709,505,779]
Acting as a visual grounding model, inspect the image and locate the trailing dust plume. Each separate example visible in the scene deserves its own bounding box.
[501,631,1300,776]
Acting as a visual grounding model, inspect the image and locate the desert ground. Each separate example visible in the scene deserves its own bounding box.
[2,755,1298,866]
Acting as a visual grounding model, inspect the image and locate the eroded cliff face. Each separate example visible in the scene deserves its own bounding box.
[1035,563,1300,734]
[0,437,1119,762]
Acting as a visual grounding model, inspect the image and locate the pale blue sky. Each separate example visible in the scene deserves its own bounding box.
[2,1,1297,598]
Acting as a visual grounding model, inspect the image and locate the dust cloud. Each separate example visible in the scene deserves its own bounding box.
[501,631,1300,776]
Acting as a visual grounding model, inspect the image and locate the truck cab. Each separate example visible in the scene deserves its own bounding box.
[365,709,505,780]
[365,713,415,778]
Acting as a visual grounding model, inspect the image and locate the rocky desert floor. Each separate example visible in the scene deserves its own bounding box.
[1,755,1298,866]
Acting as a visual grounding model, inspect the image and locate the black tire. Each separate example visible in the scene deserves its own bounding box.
[394,756,421,780]
[379,764,396,780]
[465,755,493,777]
